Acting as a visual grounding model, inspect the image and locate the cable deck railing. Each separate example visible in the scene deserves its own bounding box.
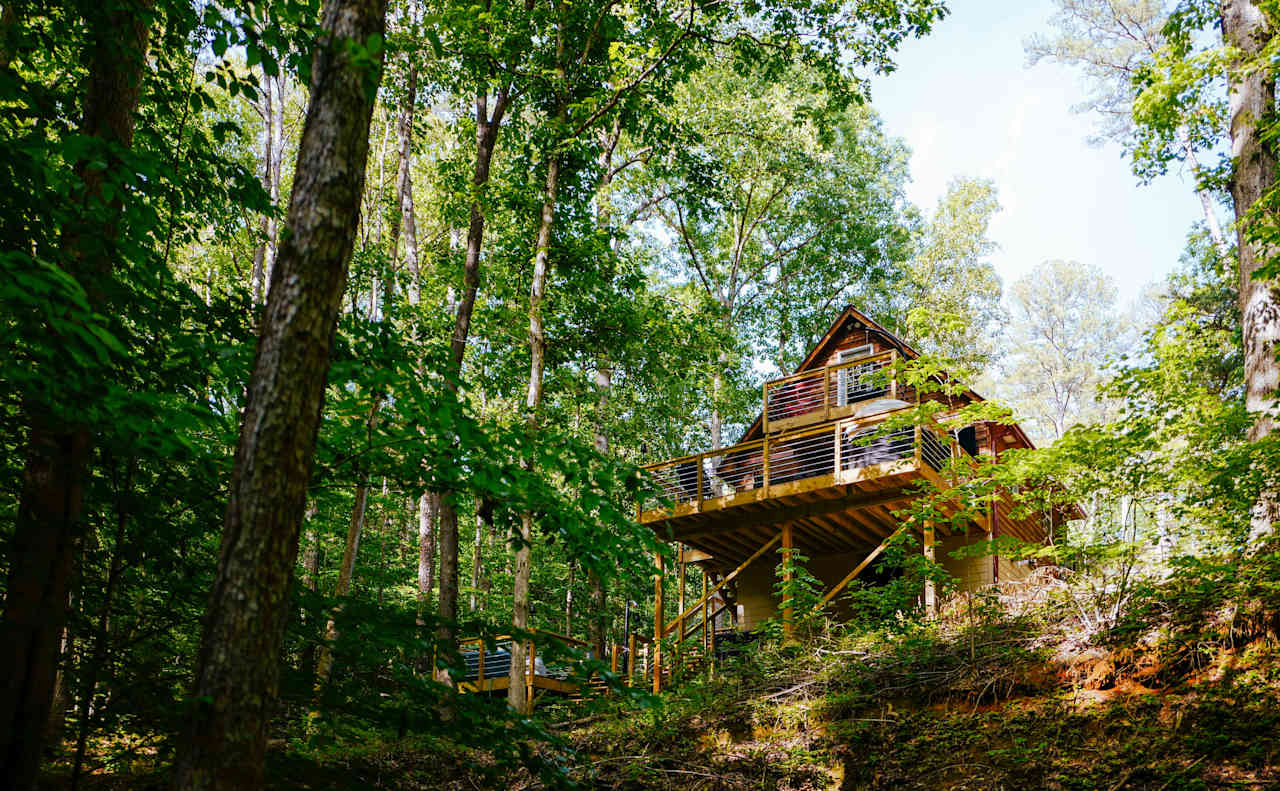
[640,407,958,518]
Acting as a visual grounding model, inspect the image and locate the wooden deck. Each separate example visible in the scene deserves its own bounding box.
[641,404,1051,572]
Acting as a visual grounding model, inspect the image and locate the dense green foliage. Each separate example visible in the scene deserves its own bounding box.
[2,0,1280,787]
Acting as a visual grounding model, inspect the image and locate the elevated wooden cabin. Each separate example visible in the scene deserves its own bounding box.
[638,305,1074,689]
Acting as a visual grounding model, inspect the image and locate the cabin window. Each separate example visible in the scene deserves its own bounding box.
[836,345,878,406]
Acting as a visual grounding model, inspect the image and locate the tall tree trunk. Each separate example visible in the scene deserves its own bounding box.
[170,0,386,785]
[389,61,419,296]
[564,560,575,636]
[416,492,437,623]
[252,68,275,305]
[588,362,611,661]
[0,4,149,787]
[1181,136,1233,262]
[314,480,369,694]
[434,88,511,690]
[509,153,560,714]
[470,498,492,612]
[434,496,460,682]
[1221,0,1280,544]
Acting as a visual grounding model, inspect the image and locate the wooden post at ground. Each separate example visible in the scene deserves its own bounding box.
[676,550,686,676]
[700,569,709,660]
[708,604,716,677]
[653,551,664,693]
[526,638,535,714]
[781,524,794,638]
[923,520,936,618]
[610,643,619,675]
[627,634,636,686]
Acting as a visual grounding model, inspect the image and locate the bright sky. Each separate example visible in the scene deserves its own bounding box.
[869,0,1213,309]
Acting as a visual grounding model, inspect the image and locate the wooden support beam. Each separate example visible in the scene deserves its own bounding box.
[663,533,781,635]
[816,526,907,609]
[701,568,709,655]
[627,633,636,687]
[680,548,714,564]
[670,486,915,542]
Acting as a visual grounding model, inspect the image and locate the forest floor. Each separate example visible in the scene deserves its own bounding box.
[60,555,1280,790]
[269,556,1280,791]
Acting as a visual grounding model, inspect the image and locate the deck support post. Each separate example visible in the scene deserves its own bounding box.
[653,551,664,694]
[627,634,636,686]
[611,643,619,674]
[923,520,936,618]
[527,638,535,714]
[701,569,709,659]
[781,524,794,638]
[708,605,716,677]
[676,550,686,676]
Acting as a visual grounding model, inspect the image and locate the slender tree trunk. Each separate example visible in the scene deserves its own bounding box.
[435,89,510,691]
[252,69,275,305]
[710,370,724,450]
[509,153,561,713]
[1181,137,1233,262]
[588,362,611,661]
[389,61,419,293]
[0,5,149,787]
[564,560,575,636]
[170,0,386,785]
[470,499,492,612]
[314,482,369,693]
[315,396,381,692]
[1221,0,1280,544]
[434,496,460,683]
[416,492,437,622]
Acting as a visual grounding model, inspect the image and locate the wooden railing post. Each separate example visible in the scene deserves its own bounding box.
[834,418,843,474]
[477,642,485,687]
[611,643,619,674]
[762,437,771,497]
[762,381,770,434]
[823,367,831,421]
[890,350,898,400]
[696,459,704,511]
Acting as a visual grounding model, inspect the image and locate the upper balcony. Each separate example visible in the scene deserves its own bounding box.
[761,350,914,434]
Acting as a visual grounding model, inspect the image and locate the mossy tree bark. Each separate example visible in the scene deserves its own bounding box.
[170,0,386,785]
